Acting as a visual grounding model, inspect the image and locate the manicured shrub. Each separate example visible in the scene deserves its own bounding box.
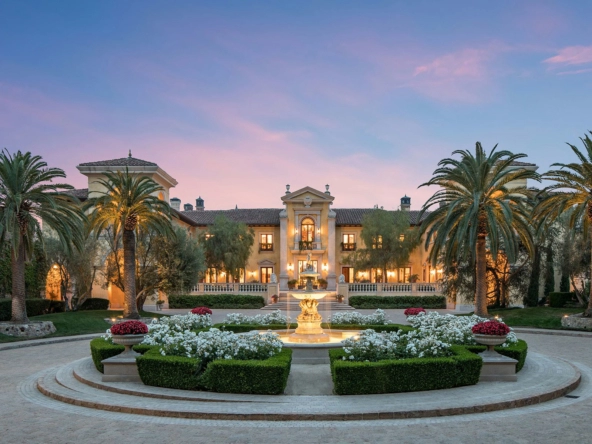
[78,298,110,311]
[89,337,154,373]
[0,298,51,321]
[136,349,203,390]
[329,345,482,395]
[199,348,292,395]
[549,292,575,308]
[465,339,528,372]
[348,295,446,309]
[191,306,212,315]
[168,294,265,309]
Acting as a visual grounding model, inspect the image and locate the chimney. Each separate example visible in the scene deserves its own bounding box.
[401,195,411,211]
[195,196,205,211]
[170,197,181,211]
[184,203,194,211]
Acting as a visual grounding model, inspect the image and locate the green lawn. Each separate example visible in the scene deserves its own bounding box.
[0,310,166,344]
[488,307,584,330]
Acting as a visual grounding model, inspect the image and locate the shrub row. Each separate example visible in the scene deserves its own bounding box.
[465,339,528,372]
[0,298,52,321]
[89,338,154,373]
[77,298,110,311]
[348,295,446,309]
[136,347,292,395]
[329,345,482,395]
[549,292,576,308]
[168,294,266,309]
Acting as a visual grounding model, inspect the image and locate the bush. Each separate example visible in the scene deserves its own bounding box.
[199,348,292,395]
[136,347,292,394]
[348,295,446,309]
[323,323,415,334]
[168,294,265,309]
[549,292,576,308]
[213,323,298,333]
[465,339,528,372]
[89,337,154,373]
[191,306,213,315]
[0,298,51,321]
[78,298,110,311]
[329,345,482,395]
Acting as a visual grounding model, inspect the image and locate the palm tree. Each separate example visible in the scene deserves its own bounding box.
[535,132,592,316]
[0,150,84,323]
[85,169,172,319]
[418,142,539,317]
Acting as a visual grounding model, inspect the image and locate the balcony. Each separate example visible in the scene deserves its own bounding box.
[291,240,325,253]
[259,243,274,252]
[341,242,356,251]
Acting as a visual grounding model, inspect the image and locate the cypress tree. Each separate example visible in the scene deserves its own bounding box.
[560,274,570,292]
[525,248,541,306]
[544,247,555,297]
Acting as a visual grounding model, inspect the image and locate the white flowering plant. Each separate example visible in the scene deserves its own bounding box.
[223,310,290,325]
[406,312,518,347]
[329,309,391,325]
[342,329,451,362]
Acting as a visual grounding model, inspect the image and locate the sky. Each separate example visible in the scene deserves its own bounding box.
[1,1,591,211]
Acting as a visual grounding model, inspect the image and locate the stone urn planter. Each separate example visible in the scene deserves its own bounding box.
[111,334,146,358]
[473,334,507,357]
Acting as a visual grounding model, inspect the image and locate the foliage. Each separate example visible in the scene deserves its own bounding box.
[136,349,202,389]
[0,150,85,322]
[85,168,173,319]
[328,309,391,325]
[465,339,528,372]
[0,298,50,321]
[525,247,541,307]
[191,306,212,315]
[89,337,153,373]
[489,307,583,330]
[404,307,426,316]
[348,295,446,309]
[110,320,149,335]
[168,294,265,309]
[139,313,212,347]
[343,209,418,282]
[198,215,254,282]
[329,345,482,395]
[472,320,511,335]
[77,298,110,310]
[544,246,555,297]
[213,323,298,332]
[223,309,290,325]
[548,292,576,308]
[419,143,538,317]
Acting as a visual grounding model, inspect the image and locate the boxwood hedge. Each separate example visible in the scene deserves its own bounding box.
[329,345,482,395]
[0,298,52,321]
[168,294,265,309]
[465,339,528,372]
[78,298,110,311]
[549,292,576,308]
[89,337,154,373]
[137,349,203,390]
[348,295,446,309]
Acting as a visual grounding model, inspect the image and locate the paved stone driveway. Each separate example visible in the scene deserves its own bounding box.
[1,311,591,443]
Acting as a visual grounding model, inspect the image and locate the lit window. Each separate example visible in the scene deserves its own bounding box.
[260,234,273,251]
[342,234,356,251]
[260,267,273,283]
[372,235,383,249]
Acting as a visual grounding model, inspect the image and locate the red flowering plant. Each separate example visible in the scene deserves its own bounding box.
[471,320,510,336]
[191,306,212,316]
[404,307,426,316]
[110,320,149,336]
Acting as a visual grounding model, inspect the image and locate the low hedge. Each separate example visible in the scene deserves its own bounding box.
[323,323,415,334]
[168,294,265,309]
[0,298,52,321]
[329,345,482,395]
[348,295,446,309]
[78,298,110,311]
[136,347,292,394]
[89,337,154,373]
[549,292,576,308]
[213,323,298,333]
[465,339,528,372]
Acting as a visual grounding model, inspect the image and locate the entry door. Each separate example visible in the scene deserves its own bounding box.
[341,267,354,283]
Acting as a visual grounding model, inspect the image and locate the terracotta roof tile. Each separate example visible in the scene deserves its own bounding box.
[78,157,157,167]
[334,209,427,226]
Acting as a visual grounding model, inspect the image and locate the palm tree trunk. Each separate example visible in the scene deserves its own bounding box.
[475,235,488,317]
[11,239,28,323]
[587,223,592,317]
[122,228,140,319]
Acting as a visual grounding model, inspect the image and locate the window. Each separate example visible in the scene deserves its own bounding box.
[398,267,411,283]
[372,235,383,249]
[372,268,383,283]
[301,218,315,242]
[341,267,354,283]
[204,268,218,283]
[342,234,356,251]
[260,267,273,283]
[260,234,273,251]
[399,234,405,241]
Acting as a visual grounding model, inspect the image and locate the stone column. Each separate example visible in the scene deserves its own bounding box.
[327,209,337,291]
[279,208,289,291]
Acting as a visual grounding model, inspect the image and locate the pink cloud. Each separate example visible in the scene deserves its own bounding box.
[413,48,491,79]
[544,46,592,66]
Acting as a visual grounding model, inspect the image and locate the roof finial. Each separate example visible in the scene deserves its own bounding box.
[128,150,132,158]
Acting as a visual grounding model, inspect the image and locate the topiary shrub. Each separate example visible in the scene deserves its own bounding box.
[330,345,482,395]
[78,298,110,311]
[348,295,446,309]
[168,294,265,309]
[89,337,154,373]
[549,292,576,308]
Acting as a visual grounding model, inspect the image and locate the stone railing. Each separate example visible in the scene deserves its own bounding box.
[293,241,323,251]
[348,282,442,296]
[190,283,268,294]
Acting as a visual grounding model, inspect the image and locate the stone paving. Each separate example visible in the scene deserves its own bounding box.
[2,311,592,442]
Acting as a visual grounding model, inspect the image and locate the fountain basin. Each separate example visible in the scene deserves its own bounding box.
[288,291,331,300]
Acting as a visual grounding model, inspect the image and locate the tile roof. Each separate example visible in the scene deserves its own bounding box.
[67,188,89,201]
[334,209,428,226]
[181,209,283,226]
[78,157,157,167]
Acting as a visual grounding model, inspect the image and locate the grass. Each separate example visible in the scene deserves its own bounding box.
[488,307,584,330]
[0,310,166,344]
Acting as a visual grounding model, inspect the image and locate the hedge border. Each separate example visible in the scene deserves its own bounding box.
[465,339,528,372]
[348,295,446,309]
[0,299,51,321]
[549,292,576,308]
[168,294,265,309]
[329,345,482,395]
[89,337,154,373]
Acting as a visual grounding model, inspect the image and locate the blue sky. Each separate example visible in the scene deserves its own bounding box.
[1,1,591,209]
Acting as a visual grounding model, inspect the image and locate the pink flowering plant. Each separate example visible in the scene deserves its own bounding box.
[191,306,213,316]
[404,307,426,316]
[472,320,511,336]
[110,320,148,336]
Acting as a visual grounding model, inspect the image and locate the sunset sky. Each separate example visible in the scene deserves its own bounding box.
[1,1,591,210]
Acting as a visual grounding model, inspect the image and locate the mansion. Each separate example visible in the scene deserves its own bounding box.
[72,154,538,308]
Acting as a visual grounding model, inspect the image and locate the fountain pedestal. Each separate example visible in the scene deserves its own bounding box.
[290,297,330,343]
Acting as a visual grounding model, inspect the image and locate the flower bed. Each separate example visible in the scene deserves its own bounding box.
[329,345,482,395]
[89,338,154,373]
[223,310,290,326]
[214,323,298,333]
[191,306,212,315]
[404,307,426,316]
[168,294,265,309]
[348,295,446,309]
[328,309,391,325]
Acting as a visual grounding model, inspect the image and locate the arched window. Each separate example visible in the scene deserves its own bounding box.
[301,217,315,242]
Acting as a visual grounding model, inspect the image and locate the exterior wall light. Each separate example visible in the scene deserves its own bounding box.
[322,263,328,271]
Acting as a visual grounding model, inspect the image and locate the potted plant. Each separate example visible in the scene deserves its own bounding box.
[109,320,148,357]
[191,306,212,315]
[472,320,511,356]
[288,279,298,290]
[317,278,328,289]
[271,294,279,304]
[409,274,420,283]
[404,307,426,317]
[155,299,164,311]
[336,294,345,303]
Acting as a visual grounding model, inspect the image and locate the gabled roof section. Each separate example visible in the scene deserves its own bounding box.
[335,209,429,226]
[281,186,335,204]
[182,209,283,226]
[78,157,157,167]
